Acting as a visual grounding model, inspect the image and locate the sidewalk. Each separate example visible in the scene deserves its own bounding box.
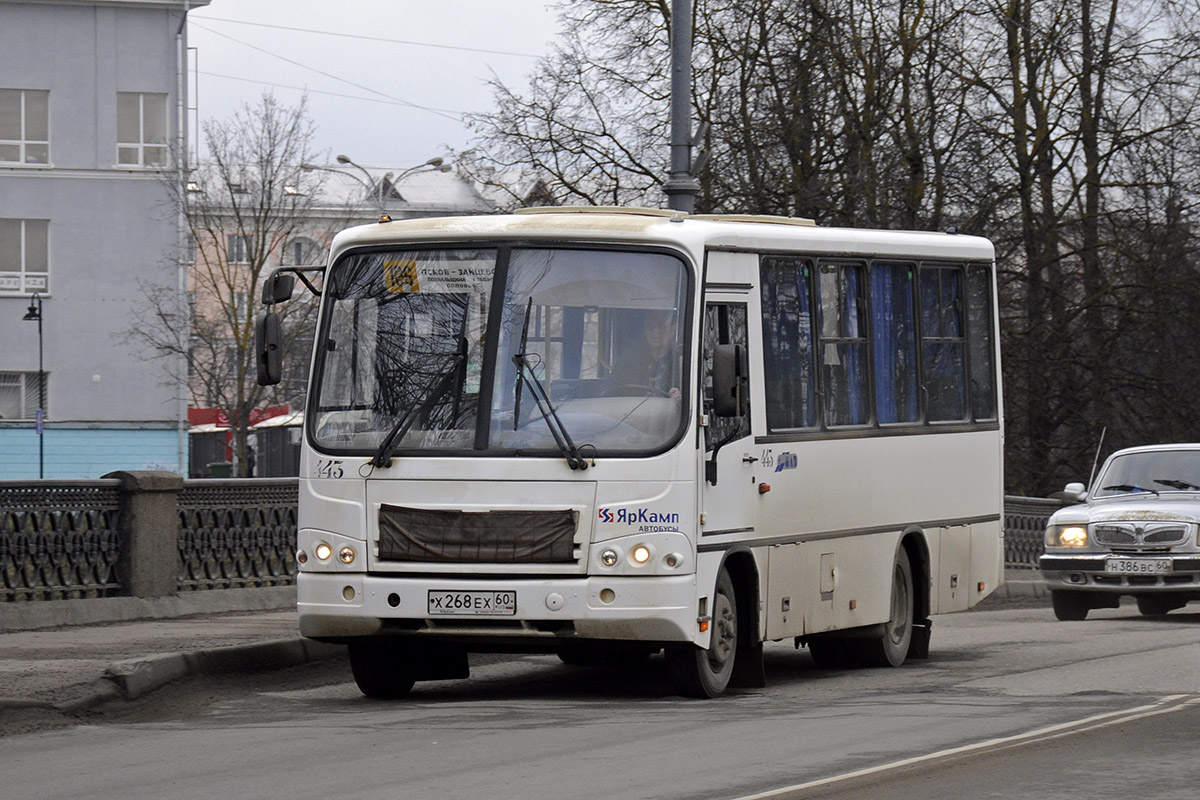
[0,570,1045,717]
[0,589,344,717]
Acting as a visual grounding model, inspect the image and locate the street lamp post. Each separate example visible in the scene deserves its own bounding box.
[304,155,452,214]
[21,292,44,479]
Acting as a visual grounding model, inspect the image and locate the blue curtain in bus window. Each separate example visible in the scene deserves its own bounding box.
[870,263,918,423]
[967,265,997,420]
[819,264,868,426]
[920,267,966,421]
[759,258,815,430]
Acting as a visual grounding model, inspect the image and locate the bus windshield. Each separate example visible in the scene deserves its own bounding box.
[310,246,690,458]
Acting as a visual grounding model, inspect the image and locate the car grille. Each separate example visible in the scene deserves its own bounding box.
[1093,522,1190,549]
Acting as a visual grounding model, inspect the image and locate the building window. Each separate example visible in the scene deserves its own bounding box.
[232,291,249,323]
[0,89,49,164]
[281,236,321,266]
[0,218,49,295]
[117,92,167,167]
[227,234,249,263]
[0,372,46,421]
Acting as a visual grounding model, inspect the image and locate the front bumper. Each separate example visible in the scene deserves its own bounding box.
[1039,554,1200,593]
[297,571,699,645]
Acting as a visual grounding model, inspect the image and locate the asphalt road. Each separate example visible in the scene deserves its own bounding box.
[2,598,1198,800]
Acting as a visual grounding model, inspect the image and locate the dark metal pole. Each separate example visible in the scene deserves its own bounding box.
[36,306,43,479]
[663,0,699,213]
[23,293,44,478]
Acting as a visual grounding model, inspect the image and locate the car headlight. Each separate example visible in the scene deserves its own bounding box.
[1046,524,1089,547]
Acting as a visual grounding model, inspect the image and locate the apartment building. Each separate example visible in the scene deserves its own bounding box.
[0,0,207,478]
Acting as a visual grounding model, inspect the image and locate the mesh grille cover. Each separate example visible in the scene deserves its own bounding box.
[378,504,578,563]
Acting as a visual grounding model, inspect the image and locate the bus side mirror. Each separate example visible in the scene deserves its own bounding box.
[262,271,296,305]
[256,311,282,386]
[712,343,748,418]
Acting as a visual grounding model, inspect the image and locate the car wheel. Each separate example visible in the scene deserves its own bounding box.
[1051,590,1090,621]
[1136,595,1182,616]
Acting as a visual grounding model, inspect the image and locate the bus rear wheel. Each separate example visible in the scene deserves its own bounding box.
[348,640,417,699]
[860,547,914,667]
[666,567,737,698]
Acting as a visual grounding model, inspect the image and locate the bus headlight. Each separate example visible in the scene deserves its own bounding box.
[338,546,357,565]
[314,542,333,561]
[631,544,652,564]
[1046,525,1089,547]
[601,549,619,567]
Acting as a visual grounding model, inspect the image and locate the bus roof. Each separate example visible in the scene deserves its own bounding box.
[329,207,996,263]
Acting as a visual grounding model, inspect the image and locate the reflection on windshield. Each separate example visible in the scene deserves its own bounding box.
[1095,451,1200,497]
[310,246,690,458]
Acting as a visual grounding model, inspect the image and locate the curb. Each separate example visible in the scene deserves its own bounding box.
[104,638,347,701]
[0,638,345,714]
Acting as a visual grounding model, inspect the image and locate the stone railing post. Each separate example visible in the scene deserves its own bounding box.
[103,470,183,598]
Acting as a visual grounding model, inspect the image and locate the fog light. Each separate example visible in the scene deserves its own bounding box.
[314,542,333,561]
[339,546,356,564]
[601,549,619,567]
[599,588,616,604]
[632,545,651,564]
[342,585,356,601]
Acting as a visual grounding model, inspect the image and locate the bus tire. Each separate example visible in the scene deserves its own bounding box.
[860,547,914,667]
[1051,590,1090,621]
[348,640,417,699]
[666,567,737,698]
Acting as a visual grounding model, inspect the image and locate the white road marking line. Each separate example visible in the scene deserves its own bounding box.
[734,694,1200,800]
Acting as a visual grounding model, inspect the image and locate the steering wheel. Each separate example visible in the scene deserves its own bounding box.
[602,383,671,398]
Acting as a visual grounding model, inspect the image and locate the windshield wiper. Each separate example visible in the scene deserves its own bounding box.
[1102,483,1160,496]
[370,338,467,469]
[1154,478,1200,491]
[512,300,589,471]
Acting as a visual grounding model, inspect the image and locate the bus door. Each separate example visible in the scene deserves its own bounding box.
[698,299,757,537]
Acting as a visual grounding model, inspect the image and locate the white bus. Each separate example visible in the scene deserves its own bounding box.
[257,207,1004,698]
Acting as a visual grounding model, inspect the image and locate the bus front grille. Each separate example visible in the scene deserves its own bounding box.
[377,504,579,564]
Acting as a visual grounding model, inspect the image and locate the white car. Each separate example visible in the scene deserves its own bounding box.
[1040,443,1200,620]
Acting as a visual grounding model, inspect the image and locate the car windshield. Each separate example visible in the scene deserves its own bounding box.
[310,246,690,458]
[1094,450,1200,497]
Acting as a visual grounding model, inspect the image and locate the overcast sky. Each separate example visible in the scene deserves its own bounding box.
[186,1,561,169]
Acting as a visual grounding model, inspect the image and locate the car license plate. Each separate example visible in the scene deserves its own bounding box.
[427,590,517,616]
[1104,558,1171,575]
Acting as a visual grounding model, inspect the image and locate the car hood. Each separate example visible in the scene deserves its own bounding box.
[1051,497,1200,526]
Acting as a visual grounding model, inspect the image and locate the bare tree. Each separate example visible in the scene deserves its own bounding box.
[131,93,343,476]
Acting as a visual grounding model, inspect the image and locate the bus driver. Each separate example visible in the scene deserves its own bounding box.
[609,309,681,399]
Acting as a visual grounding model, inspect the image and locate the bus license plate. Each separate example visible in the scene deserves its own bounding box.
[1104,558,1171,575]
[428,590,517,616]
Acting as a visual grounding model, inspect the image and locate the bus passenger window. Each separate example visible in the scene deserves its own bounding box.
[760,258,816,431]
[869,262,919,424]
[920,266,967,421]
[818,262,869,427]
[967,265,997,421]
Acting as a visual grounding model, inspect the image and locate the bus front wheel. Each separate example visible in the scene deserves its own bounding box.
[348,640,417,699]
[666,567,737,698]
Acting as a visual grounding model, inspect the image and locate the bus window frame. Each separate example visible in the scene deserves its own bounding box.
[755,253,999,446]
[306,240,698,461]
